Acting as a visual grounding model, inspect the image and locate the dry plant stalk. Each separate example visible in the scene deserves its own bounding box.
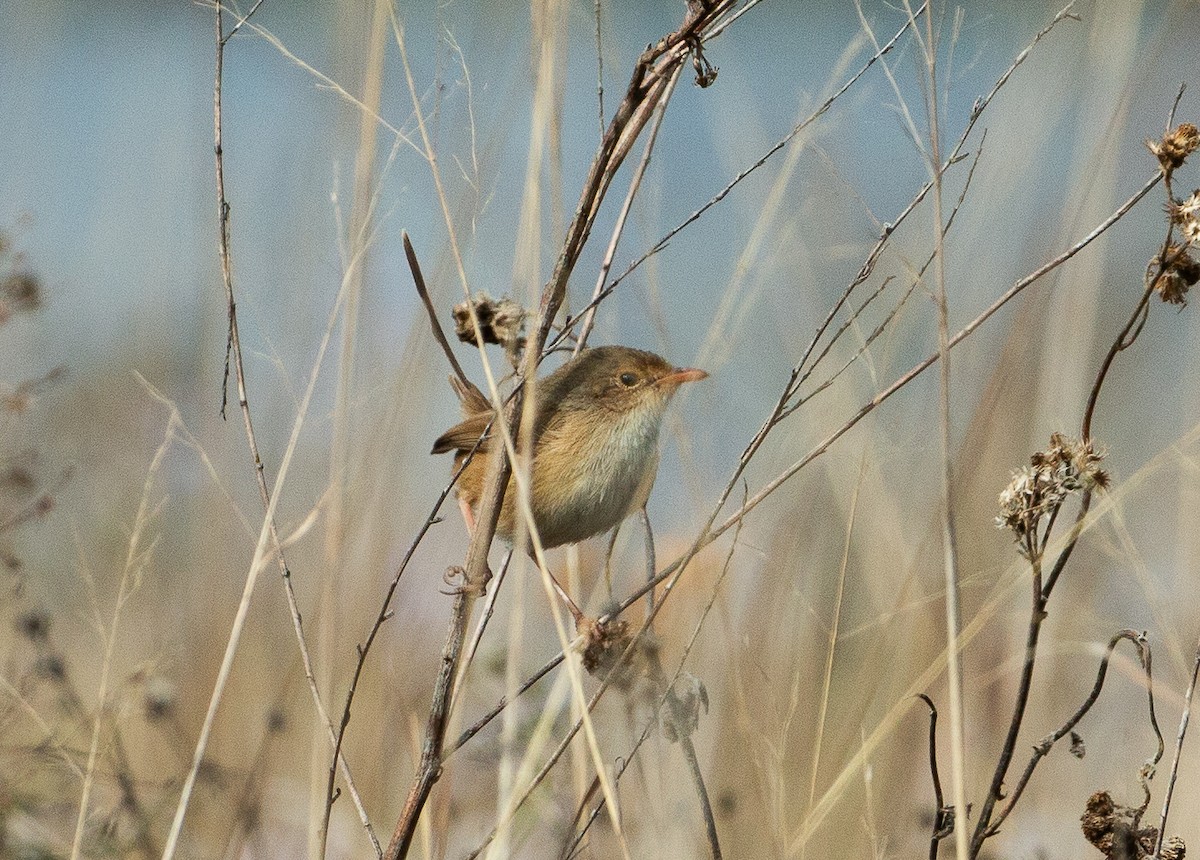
[960,116,1199,858]
[163,3,380,858]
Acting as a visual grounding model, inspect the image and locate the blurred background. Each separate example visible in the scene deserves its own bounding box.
[3,0,1200,857]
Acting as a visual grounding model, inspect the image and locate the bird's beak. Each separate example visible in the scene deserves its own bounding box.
[656,367,708,388]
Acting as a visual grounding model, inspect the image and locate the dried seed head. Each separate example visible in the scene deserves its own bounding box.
[1080,789,1161,858]
[1156,244,1200,306]
[452,293,527,357]
[997,433,1108,554]
[1161,836,1187,860]
[1148,122,1200,172]
[579,616,638,689]
[1169,191,1200,247]
[1081,791,1115,850]
[1158,270,1190,306]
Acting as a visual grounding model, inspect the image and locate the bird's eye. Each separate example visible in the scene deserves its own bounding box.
[619,372,638,387]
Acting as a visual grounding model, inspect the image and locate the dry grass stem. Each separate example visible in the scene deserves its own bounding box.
[164,6,378,856]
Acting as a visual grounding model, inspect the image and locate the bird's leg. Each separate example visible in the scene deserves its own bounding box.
[532,553,586,627]
[640,505,657,614]
[602,525,621,600]
[458,495,476,534]
[452,495,493,596]
[460,493,582,624]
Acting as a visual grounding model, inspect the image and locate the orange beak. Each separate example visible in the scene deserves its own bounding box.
[655,367,708,388]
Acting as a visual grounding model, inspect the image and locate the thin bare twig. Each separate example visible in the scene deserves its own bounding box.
[987,630,1164,839]
[404,231,468,386]
[164,5,378,856]
[917,694,947,860]
[553,5,926,349]
[1154,638,1200,858]
[593,0,605,138]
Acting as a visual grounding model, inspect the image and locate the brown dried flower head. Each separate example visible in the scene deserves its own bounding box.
[579,616,638,689]
[1162,836,1187,860]
[452,293,527,357]
[1147,122,1200,172]
[1079,790,1162,859]
[1155,243,1200,307]
[997,433,1108,554]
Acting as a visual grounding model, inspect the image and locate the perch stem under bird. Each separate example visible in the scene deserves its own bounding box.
[432,345,707,622]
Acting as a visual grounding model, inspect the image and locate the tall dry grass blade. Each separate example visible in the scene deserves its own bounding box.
[909,3,970,858]
[799,455,863,860]
[163,11,377,847]
[1155,640,1200,858]
[71,415,172,860]
[315,0,389,854]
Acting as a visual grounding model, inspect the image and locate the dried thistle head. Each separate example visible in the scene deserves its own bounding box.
[452,293,527,359]
[997,433,1108,554]
[1168,190,1200,247]
[578,615,639,689]
[1080,790,1184,859]
[1155,243,1200,306]
[1161,836,1187,860]
[1147,122,1200,172]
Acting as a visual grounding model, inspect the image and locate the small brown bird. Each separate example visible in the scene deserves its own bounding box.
[432,345,707,554]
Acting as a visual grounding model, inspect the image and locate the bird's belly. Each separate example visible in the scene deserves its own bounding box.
[529,426,658,548]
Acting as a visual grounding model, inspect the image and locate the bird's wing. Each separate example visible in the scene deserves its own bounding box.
[450,375,490,415]
[432,375,495,455]
[431,410,493,455]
